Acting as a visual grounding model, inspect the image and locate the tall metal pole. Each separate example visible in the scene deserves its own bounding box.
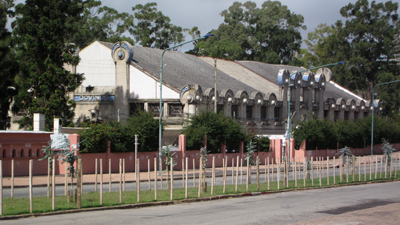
[371,80,400,156]
[159,34,214,175]
[214,58,217,113]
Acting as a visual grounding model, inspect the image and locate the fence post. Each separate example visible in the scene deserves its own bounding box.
[11,159,14,198]
[52,157,55,210]
[185,157,188,198]
[155,157,158,201]
[119,158,122,204]
[170,157,174,200]
[77,159,82,209]
[100,159,103,206]
[136,158,140,203]
[29,159,33,213]
[95,158,98,192]
[0,160,3,216]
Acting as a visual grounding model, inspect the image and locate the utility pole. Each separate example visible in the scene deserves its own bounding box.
[214,58,217,113]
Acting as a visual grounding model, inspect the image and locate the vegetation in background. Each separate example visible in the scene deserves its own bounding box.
[0,0,18,130]
[12,0,85,130]
[300,0,400,117]
[190,1,305,64]
[182,111,247,153]
[79,111,161,153]
[293,116,400,150]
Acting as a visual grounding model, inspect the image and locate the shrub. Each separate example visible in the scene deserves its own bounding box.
[79,110,161,153]
[183,111,247,153]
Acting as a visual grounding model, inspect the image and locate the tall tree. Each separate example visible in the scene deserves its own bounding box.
[306,0,400,98]
[192,1,305,64]
[0,0,17,130]
[66,0,134,49]
[12,0,85,130]
[129,2,185,49]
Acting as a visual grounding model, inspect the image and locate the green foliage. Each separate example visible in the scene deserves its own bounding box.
[39,141,54,168]
[56,135,79,179]
[79,123,110,153]
[381,138,395,167]
[79,110,161,153]
[245,141,256,166]
[182,111,247,153]
[200,146,207,170]
[161,145,176,172]
[66,0,134,49]
[302,0,400,116]
[293,117,336,150]
[12,0,85,130]
[0,0,18,130]
[130,2,185,49]
[250,135,270,152]
[293,116,400,150]
[191,1,305,64]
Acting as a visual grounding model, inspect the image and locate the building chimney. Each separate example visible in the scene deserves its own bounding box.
[33,113,45,131]
[53,118,62,133]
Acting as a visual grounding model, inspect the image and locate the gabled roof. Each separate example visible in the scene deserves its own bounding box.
[129,46,259,95]
[98,41,363,101]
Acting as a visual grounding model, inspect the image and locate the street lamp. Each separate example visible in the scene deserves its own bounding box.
[286,62,345,166]
[158,34,214,175]
[371,80,400,156]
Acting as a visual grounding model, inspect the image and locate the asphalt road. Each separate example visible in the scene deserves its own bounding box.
[2,181,400,225]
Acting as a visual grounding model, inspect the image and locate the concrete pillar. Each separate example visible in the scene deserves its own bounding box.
[33,113,45,131]
[112,42,134,123]
[53,118,62,133]
[316,90,325,120]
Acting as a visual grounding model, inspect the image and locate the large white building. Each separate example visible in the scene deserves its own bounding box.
[66,41,377,142]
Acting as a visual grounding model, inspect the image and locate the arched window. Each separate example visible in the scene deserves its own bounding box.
[12,149,15,157]
[2,149,5,158]
[36,149,40,158]
[21,149,24,157]
[28,149,32,157]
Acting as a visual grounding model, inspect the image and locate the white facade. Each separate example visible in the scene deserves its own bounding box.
[78,42,116,87]
[130,66,179,99]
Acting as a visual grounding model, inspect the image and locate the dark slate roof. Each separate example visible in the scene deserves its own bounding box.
[129,46,260,95]
[99,41,362,101]
[237,61,363,101]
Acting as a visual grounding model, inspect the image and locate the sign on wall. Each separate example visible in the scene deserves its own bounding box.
[74,95,115,102]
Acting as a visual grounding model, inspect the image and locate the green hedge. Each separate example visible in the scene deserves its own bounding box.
[79,111,162,153]
[293,116,400,150]
[183,111,247,153]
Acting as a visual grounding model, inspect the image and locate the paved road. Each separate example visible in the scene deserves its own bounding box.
[2,181,400,225]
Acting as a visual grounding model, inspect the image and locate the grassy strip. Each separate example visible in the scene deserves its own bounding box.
[1,171,399,217]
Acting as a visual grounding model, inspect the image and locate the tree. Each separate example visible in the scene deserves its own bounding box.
[304,0,400,109]
[66,0,134,49]
[130,2,185,49]
[191,1,305,64]
[182,111,247,153]
[12,0,85,130]
[0,0,17,130]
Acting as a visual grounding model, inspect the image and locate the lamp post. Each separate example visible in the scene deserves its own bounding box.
[286,61,346,166]
[371,80,400,156]
[158,34,214,175]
